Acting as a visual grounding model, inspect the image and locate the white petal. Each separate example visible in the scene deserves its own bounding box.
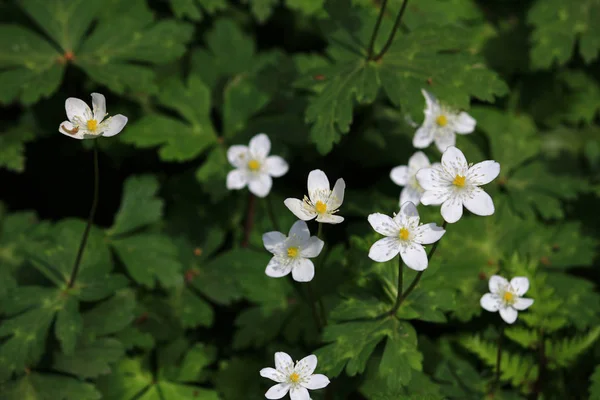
[499,307,518,324]
[284,198,316,221]
[395,201,420,227]
[440,196,464,223]
[263,231,286,253]
[307,170,330,203]
[288,220,310,242]
[420,189,449,206]
[65,97,92,122]
[408,151,430,170]
[441,146,468,171]
[367,213,398,236]
[510,277,530,296]
[289,386,310,400]
[400,186,423,207]
[480,293,500,312]
[265,383,291,399]
[315,213,344,224]
[226,169,248,190]
[248,173,272,198]
[421,89,439,113]
[513,297,534,311]
[302,374,330,390]
[292,258,315,282]
[390,166,409,186]
[433,129,456,152]
[467,160,500,186]
[400,244,428,271]
[299,237,324,258]
[265,258,293,278]
[265,156,289,177]
[249,133,271,159]
[368,237,400,262]
[58,121,85,140]
[463,187,494,217]
[260,367,286,383]
[227,145,249,168]
[275,352,294,371]
[295,354,318,377]
[413,124,434,149]
[489,275,509,294]
[412,223,445,245]
[91,92,106,122]
[451,111,476,134]
[416,166,449,191]
[327,178,345,210]
[100,114,128,137]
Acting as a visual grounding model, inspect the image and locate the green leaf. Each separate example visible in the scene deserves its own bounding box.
[0,372,101,400]
[81,289,136,338]
[167,287,213,328]
[223,75,270,137]
[558,71,600,124]
[528,0,600,68]
[54,296,83,356]
[0,25,64,104]
[53,338,125,379]
[590,365,600,400]
[505,327,539,349]
[108,175,164,237]
[0,122,36,172]
[111,234,183,289]
[195,146,229,202]
[168,0,227,21]
[241,0,279,22]
[545,326,600,369]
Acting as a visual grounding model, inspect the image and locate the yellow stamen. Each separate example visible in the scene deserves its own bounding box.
[503,292,514,303]
[452,175,466,187]
[87,119,98,132]
[247,159,260,171]
[287,247,299,258]
[290,372,300,383]
[399,228,410,241]
[436,115,448,127]
[315,201,327,214]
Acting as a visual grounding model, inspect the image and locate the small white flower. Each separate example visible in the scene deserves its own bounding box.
[284,169,345,224]
[260,352,330,400]
[416,146,500,224]
[413,89,476,152]
[368,202,445,271]
[390,151,437,206]
[226,133,289,198]
[480,275,534,324]
[262,220,324,282]
[59,93,128,140]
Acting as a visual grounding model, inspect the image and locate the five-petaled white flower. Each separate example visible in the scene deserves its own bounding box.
[262,220,324,282]
[226,133,289,198]
[284,169,345,224]
[413,89,476,152]
[480,275,534,324]
[59,93,128,140]
[416,146,500,224]
[390,151,437,207]
[260,352,330,400]
[368,202,445,271]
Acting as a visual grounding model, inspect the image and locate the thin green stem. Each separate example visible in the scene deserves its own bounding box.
[242,193,256,248]
[265,196,279,231]
[317,222,323,240]
[305,282,323,331]
[67,141,99,288]
[314,222,327,326]
[373,0,410,61]
[387,255,404,316]
[366,0,389,60]
[494,324,505,392]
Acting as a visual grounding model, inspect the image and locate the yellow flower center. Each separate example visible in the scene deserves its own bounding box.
[503,291,514,303]
[315,201,327,214]
[290,372,300,383]
[452,175,466,187]
[399,228,410,241]
[287,247,299,258]
[247,159,260,171]
[436,115,448,127]
[87,119,98,132]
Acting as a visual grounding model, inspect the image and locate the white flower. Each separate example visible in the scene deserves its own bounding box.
[284,169,345,224]
[390,151,437,206]
[260,352,330,400]
[480,275,534,324]
[226,133,289,198]
[59,93,128,140]
[367,202,445,271]
[413,89,476,152]
[262,220,324,282]
[416,146,500,224]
